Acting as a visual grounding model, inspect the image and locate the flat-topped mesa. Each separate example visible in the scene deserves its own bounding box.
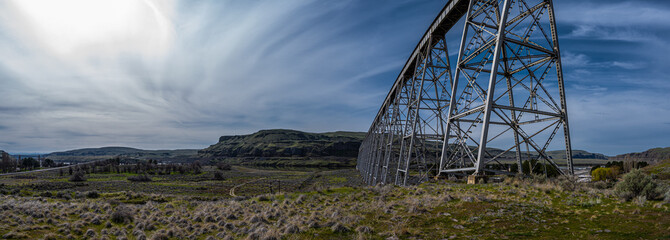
[199,129,364,160]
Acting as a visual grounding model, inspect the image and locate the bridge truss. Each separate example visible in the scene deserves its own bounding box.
[357,0,573,186]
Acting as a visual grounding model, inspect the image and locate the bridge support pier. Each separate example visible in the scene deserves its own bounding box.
[357,0,574,186]
[467,175,488,184]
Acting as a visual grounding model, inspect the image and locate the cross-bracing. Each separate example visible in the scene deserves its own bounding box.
[357,0,573,186]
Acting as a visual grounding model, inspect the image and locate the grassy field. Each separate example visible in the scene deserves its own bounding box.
[0,166,361,199]
[0,166,669,239]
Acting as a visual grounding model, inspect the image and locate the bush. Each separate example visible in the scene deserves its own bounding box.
[591,181,609,189]
[56,191,71,200]
[111,206,134,224]
[213,171,225,180]
[591,167,617,182]
[590,165,600,174]
[127,174,152,182]
[217,162,232,171]
[69,171,86,182]
[86,191,100,198]
[557,175,577,191]
[614,169,663,201]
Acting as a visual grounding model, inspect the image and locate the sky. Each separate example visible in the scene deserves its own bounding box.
[0,0,668,155]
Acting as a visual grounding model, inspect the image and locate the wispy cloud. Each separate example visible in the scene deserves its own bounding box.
[1,0,669,156]
[0,0,443,152]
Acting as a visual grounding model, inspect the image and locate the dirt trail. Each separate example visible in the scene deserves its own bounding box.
[229,177,266,197]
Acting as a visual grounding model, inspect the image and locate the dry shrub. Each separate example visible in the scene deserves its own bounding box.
[214,171,225,180]
[614,169,663,201]
[127,174,152,182]
[111,206,134,224]
[42,233,60,240]
[85,229,96,238]
[150,232,169,240]
[2,231,27,239]
[556,175,578,192]
[69,171,86,182]
[331,222,349,233]
[355,225,372,234]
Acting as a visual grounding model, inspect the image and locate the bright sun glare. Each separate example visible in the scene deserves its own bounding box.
[12,0,173,56]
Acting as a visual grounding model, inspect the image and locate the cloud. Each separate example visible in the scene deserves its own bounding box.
[561,52,591,67]
[1,0,669,157]
[558,1,670,28]
[568,89,670,155]
[0,0,444,152]
[611,61,644,70]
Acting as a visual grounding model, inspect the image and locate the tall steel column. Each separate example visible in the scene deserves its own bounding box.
[394,36,453,186]
[358,0,573,185]
[439,0,573,177]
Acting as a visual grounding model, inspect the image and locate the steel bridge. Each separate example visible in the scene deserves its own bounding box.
[357,0,573,186]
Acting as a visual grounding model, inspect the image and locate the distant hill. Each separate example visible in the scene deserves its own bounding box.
[610,147,670,164]
[545,150,608,160]
[643,158,670,180]
[198,129,364,167]
[47,147,198,163]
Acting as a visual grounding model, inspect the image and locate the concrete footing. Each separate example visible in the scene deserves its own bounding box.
[467,175,488,184]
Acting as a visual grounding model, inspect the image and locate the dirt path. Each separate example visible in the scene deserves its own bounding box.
[229,177,266,197]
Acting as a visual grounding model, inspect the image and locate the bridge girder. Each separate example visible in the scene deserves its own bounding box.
[357,0,573,186]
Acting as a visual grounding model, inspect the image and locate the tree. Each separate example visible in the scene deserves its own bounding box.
[21,157,39,170]
[591,167,617,182]
[192,160,202,174]
[43,158,55,168]
[1,152,17,173]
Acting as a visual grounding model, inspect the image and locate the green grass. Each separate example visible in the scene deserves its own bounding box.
[1,167,669,239]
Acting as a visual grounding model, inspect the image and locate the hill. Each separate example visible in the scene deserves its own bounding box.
[197,129,364,168]
[545,149,608,160]
[47,147,198,163]
[643,158,670,180]
[610,147,670,163]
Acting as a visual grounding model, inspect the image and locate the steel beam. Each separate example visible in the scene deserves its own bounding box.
[357,0,573,185]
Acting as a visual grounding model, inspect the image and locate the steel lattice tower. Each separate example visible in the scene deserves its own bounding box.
[357,0,573,185]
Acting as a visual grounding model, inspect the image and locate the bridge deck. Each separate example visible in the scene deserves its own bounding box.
[366,0,469,137]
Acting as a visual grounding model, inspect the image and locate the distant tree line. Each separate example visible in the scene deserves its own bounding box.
[62,158,208,177]
[0,152,62,173]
